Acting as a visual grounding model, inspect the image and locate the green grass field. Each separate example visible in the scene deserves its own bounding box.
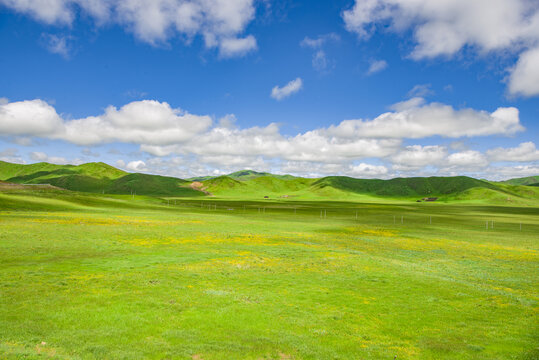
[0,188,538,359]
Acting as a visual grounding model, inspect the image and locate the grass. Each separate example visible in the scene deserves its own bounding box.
[0,189,537,359]
[500,176,539,186]
[0,161,202,197]
[2,161,538,205]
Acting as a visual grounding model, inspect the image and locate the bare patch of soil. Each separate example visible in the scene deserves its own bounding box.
[190,181,212,195]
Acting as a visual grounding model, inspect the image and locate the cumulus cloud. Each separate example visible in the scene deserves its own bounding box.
[367,59,387,75]
[67,100,211,145]
[279,161,387,178]
[508,47,539,97]
[342,0,539,96]
[487,142,539,162]
[391,145,447,171]
[328,100,523,139]
[0,0,258,58]
[348,163,388,177]
[29,151,71,165]
[447,150,488,168]
[1,97,535,179]
[484,165,539,181]
[271,78,303,100]
[0,99,63,136]
[125,160,147,172]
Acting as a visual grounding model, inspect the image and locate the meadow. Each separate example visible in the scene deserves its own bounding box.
[0,189,538,359]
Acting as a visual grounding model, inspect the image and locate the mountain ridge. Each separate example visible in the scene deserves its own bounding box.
[1,161,538,203]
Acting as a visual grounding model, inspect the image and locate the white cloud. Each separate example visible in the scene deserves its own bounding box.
[484,165,539,181]
[367,59,387,75]
[328,100,523,139]
[0,99,63,136]
[62,100,212,145]
[487,142,539,162]
[391,145,447,171]
[389,97,425,112]
[348,163,388,177]
[0,0,75,24]
[29,151,70,165]
[1,97,535,179]
[508,47,539,97]
[0,98,525,157]
[0,148,24,164]
[300,33,340,48]
[407,84,433,98]
[271,78,303,100]
[342,0,539,96]
[125,160,147,172]
[41,33,71,58]
[0,0,258,58]
[447,150,488,168]
[218,35,257,58]
[301,33,339,72]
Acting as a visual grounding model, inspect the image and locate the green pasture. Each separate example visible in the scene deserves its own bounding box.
[0,190,538,359]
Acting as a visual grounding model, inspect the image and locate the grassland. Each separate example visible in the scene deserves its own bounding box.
[0,161,202,197]
[3,161,539,205]
[0,187,538,359]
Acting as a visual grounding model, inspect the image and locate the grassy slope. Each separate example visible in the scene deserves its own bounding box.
[501,175,539,186]
[0,161,202,197]
[311,176,497,197]
[2,161,538,203]
[0,161,67,180]
[203,176,318,198]
[189,169,295,182]
[203,174,539,204]
[0,191,537,359]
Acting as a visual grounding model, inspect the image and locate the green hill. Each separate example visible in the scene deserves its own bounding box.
[2,160,538,203]
[501,175,539,186]
[200,173,539,204]
[311,176,498,198]
[189,169,295,182]
[0,161,202,197]
[227,170,295,181]
[202,175,313,198]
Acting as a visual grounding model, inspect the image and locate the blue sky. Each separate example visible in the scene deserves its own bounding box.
[0,0,538,180]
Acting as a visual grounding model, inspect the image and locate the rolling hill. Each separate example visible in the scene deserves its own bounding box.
[188,169,295,182]
[0,161,203,197]
[501,175,539,186]
[200,173,539,204]
[310,176,499,197]
[1,160,538,203]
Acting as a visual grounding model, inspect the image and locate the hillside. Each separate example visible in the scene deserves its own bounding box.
[200,173,539,204]
[501,175,539,186]
[2,161,538,203]
[227,170,295,181]
[202,175,314,198]
[0,161,202,197]
[189,169,295,182]
[311,176,498,197]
